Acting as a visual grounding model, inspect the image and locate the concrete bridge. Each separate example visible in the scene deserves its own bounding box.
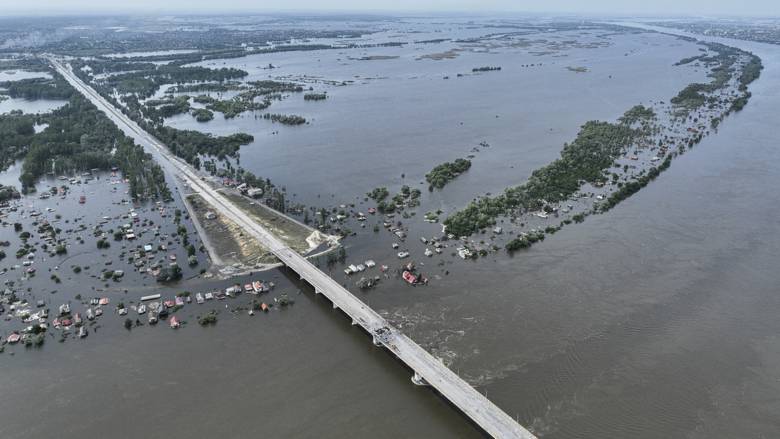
[49,56,536,439]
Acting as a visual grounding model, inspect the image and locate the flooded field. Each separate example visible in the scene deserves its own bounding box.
[2,16,780,439]
[167,27,708,209]
[0,97,66,114]
[0,70,51,82]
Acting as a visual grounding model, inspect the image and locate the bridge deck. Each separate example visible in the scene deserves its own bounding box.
[50,57,536,439]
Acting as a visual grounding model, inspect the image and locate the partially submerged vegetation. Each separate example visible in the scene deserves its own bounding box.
[444,108,649,236]
[192,80,305,119]
[0,185,21,202]
[425,158,472,189]
[262,113,307,125]
[738,55,763,90]
[0,62,171,199]
[472,66,501,72]
[675,55,705,66]
[505,230,545,252]
[671,43,761,112]
[304,92,328,101]
[0,76,74,100]
[198,310,218,326]
[367,187,390,201]
[88,63,247,99]
[444,37,761,252]
[192,108,214,122]
[376,185,421,213]
[71,62,258,165]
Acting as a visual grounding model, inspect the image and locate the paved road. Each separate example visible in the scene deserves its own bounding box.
[49,57,536,439]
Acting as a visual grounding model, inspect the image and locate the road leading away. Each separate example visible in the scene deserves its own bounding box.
[48,56,536,439]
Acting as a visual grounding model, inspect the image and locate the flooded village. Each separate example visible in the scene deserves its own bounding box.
[0,165,306,350]
[1,12,779,439]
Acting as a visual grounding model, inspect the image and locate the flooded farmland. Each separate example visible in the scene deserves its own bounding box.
[2,16,780,439]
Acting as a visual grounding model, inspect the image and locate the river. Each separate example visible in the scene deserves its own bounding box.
[1,18,779,438]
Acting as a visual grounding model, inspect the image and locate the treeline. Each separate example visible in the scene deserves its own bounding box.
[14,93,171,200]
[738,54,763,90]
[0,58,51,72]
[89,63,248,98]
[144,95,191,119]
[674,55,704,66]
[0,77,75,100]
[426,158,471,189]
[114,137,172,201]
[167,82,243,93]
[161,80,303,121]
[505,230,546,252]
[87,61,157,74]
[0,111,38,172]
[246,80,304,93]
[597,155,673,213]
[670,83,711,109]
[446,44,760,238]
[472,66,501,72]
[192,108,214,122]
[619,105,656,125]
[0,58,169,198]
[670,43,746,110]
[72,65,256,166]
[304,92,327,101]
[205,95,269,119]
[0,184,20,202]
[262,113,306,125]
[94,44,336,66]
[444,108,648,236]
[154,126,253,163]
[196,80,304,119]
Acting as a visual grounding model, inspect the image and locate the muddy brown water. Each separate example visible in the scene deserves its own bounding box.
[2,18,780,438]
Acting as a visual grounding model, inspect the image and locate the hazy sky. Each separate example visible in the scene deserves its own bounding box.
[2,0,778,17]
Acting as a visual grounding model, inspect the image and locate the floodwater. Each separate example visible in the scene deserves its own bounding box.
[104,49,198,58]
[2,18,780,439]
[0,70,51,82]
[0,97,66,114]
[169,27,708,209]
[0,70,63,113]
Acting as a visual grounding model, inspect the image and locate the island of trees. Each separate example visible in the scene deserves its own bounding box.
[192,108,214,122]
[262,113,307,125]
[367,185,420,213]
[304,92,327,101]
[425,158,472,189]
[472,66,501,72]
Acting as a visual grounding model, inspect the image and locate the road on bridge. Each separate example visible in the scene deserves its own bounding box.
[49,56,536,439]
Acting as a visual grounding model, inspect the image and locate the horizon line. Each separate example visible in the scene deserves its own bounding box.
[0,9,777,20]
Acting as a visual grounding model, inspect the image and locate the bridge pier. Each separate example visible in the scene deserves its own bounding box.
[52,56,538,439]
[411,371,429,386]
